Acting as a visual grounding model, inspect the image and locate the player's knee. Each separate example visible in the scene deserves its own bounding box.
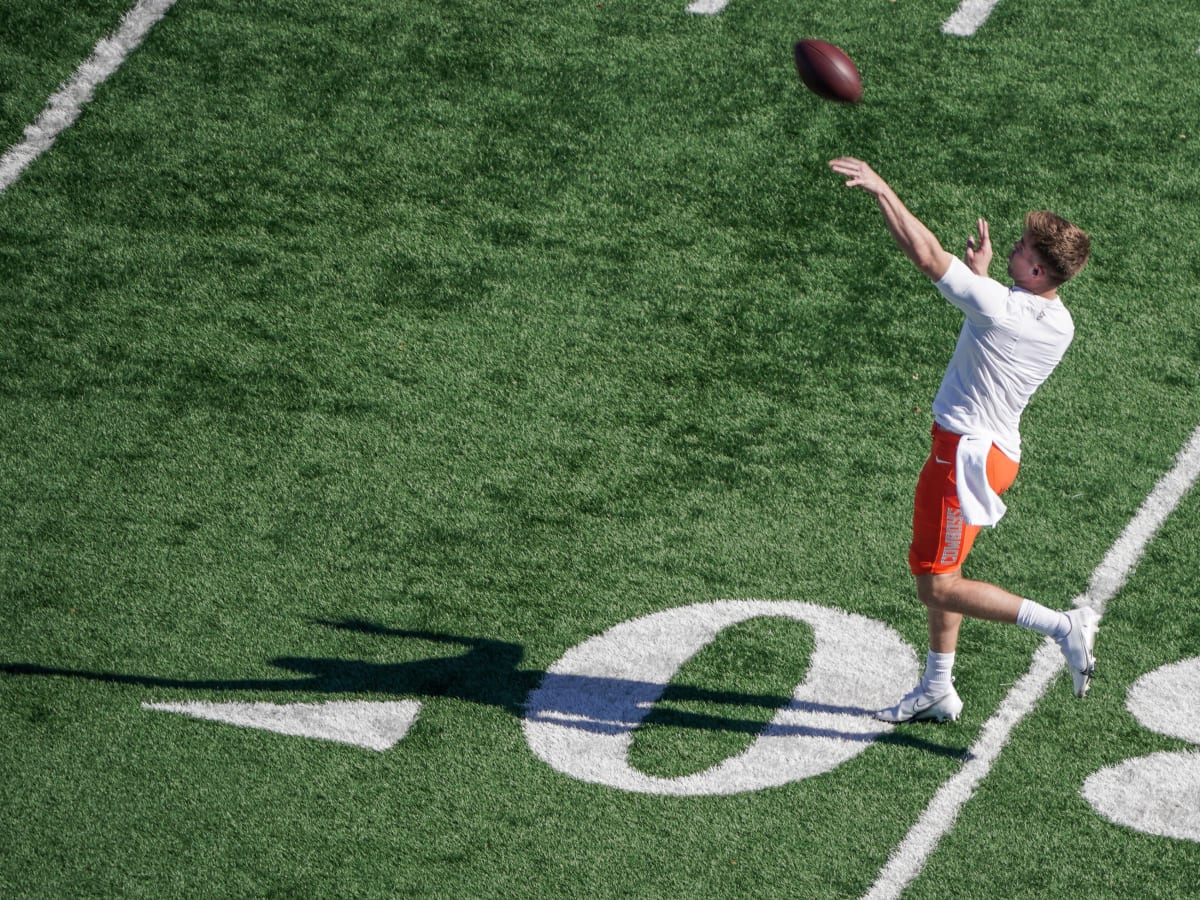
[916,573,960,610]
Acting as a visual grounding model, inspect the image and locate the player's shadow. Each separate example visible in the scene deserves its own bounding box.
[0,617,965,759]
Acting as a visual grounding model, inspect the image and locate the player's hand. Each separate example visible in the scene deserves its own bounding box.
[828,157,886,195]
[965,217,993,275]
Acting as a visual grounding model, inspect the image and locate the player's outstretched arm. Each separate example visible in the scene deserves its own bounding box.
[828,157,953,282]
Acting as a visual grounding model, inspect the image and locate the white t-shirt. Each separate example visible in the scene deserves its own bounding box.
[932,256,1074,462]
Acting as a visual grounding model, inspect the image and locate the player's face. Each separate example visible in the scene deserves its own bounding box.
[1007,231,1048,283]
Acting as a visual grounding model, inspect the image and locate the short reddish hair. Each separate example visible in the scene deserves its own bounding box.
[1025,211,1091,284]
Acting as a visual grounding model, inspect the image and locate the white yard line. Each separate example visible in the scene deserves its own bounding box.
[943,0,1004,36]
[865,422,1200,900]
[0,0,177,192]
[686,0,730,14]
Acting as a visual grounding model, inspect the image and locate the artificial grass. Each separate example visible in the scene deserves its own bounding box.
[2,0,1199,896]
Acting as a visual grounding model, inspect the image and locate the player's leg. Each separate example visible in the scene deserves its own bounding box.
[927,607,961,654]
[878,429,971,723]
[882,578,1097,722]
[920,608,960,701]
[917,571,1022,623]
[917,569,1099,697]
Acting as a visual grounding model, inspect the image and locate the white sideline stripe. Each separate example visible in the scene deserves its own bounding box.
[865,421,1200,900]
[942,0,1003,36]
[0,0,177,192]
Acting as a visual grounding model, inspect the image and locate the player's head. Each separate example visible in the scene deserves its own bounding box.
[1021,211,1091,286]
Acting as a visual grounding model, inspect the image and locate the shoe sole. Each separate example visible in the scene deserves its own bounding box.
[1074,672,1092,698]
[875,693,963,724]
[875,709,960,724]
[915,705,961,723]
[1068,608,1100,698]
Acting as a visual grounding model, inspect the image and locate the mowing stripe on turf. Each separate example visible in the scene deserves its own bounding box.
[865,421,1200,900]
[0,0,177,192]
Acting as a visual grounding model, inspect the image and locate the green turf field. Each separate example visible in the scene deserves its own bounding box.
[2,0,1199,896]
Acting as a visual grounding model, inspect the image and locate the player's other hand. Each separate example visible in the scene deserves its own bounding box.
[965,217,993,276]
[829,157,886,195]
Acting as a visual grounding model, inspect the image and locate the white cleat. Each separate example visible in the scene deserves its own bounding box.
[875,683,963,724]
[1059,606,1100,697]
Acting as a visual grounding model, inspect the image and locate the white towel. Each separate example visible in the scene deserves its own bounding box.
[955,434,1007,526]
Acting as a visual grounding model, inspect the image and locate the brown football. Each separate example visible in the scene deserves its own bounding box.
[793,39,863,104]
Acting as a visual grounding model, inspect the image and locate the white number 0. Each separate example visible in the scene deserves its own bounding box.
[523,600,917,795]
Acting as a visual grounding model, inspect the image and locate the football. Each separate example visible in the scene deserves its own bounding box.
[793,39,863,104]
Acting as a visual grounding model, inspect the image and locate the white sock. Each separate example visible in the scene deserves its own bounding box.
[921,650,955,695]
[1016,598,1070,641]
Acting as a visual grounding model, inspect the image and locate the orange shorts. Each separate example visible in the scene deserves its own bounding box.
[909,423,1019,575]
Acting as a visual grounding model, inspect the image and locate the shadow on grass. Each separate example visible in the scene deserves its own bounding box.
[1,617,967,760]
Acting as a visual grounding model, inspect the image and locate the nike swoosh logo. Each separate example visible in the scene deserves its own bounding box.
[908,693,942,715]
[876,688,953,723]
[935,456,952,465]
